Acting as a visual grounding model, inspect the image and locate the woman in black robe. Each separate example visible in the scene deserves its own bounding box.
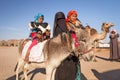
[53,12,68,37]
[53,12,81,80]
[109,29,120,61]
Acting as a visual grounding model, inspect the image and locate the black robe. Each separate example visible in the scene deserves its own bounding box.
[53,12,67,37]
[55,55,80,80]
[53,12,81,80]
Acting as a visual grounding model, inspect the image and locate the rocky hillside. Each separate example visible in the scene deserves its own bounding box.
[0,39,22,47]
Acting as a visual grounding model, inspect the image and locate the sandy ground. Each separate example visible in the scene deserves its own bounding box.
[0,47,120,80]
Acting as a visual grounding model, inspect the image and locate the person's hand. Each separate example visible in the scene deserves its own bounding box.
[46,30,50,36]
[31,22,36,27]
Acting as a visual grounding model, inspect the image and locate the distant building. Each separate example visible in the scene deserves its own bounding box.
[98,40,110,48]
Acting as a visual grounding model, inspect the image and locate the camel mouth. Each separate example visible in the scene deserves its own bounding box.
[107,23,114,33]
[111,24,114,27]
[110,23,114,27]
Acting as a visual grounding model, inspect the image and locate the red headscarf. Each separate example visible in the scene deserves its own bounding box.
[67,10,78,18]
[66,10,78,24]
[66,10,80,48]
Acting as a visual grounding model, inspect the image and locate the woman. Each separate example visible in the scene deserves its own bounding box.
[53,12,68,37]
[109,29,120,61]
[53,11,81,80]
[66,10,83,48]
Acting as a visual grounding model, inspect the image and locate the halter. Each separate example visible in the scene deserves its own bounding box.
[73,45,93,58]
[83,47,93,54]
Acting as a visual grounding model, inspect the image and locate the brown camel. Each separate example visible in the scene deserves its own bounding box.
[88,22,114,42]
[15,32,91,80]
[82,22,114,61]
[15,22,114,80]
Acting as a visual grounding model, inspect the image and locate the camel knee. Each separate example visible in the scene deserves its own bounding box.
[22,64,29,80]
[15,59,25,80]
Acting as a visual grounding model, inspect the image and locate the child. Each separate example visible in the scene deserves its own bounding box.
[24,13,50,62]
[66,10,82,48]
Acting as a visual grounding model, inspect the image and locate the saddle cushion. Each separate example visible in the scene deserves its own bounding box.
[22,40,47,62]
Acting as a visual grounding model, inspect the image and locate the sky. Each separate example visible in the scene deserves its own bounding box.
[0,0,120,42]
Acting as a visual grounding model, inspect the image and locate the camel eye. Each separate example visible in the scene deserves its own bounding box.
[75,26,80,29]
[82,38,86,43]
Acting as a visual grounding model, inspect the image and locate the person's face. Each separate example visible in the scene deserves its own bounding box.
[37,34,42,39]
[111,31,115,34]
[45,30,50,36]
[38,17,43,23]
[69,14,77,22]
[37,31,43,39]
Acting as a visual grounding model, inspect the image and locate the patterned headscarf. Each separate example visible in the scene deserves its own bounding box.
[34,13,44,22]
[67,10,78,18]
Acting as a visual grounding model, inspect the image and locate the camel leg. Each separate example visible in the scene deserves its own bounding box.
[15,62,19,80]
[23,63,29,80]
[51,68,57,80]
[92,41,97,62]
[46,64,54,80]
[16,58,24,80]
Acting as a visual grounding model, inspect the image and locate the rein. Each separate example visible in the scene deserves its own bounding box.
[83,48,93,54]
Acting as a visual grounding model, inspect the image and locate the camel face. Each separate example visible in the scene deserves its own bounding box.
[102,22,114,32]
[102,22,114,27]
[75,31,94,61]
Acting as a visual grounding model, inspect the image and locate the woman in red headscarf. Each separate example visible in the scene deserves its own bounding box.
[66,10,82,48]
[54,10,82,80]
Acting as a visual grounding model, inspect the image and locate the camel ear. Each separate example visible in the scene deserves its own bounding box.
[102,23,105,26]
[101,23,105,31]
[61,33,70,44]
[61,33,66,43]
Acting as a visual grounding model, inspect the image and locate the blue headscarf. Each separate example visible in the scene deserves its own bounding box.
[34,13,44,22]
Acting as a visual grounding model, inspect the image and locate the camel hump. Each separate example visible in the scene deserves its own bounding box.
[90,28,97,36]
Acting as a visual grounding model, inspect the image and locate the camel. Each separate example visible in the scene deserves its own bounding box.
[15,22,114,80]
[75,22,114,61]
[86,22,114,42]
[15,32,91,80]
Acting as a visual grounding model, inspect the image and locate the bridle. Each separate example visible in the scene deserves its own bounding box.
[83,47,93,54]
[76,47,93,58]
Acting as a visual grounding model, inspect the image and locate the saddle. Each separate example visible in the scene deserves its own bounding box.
[22,40,47,62]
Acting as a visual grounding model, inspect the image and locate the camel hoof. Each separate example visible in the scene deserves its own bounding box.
[93,59,97,62]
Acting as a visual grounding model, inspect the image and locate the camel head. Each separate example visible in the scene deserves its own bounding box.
[75,27,94,61]
[101,22,114,33]
[75,22,114,61]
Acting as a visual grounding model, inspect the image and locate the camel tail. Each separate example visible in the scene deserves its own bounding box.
[18,39,24,55]
[14,62,18,72]
[18,40,22,55]
[14,40,23,72]
[18,39,30,56]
